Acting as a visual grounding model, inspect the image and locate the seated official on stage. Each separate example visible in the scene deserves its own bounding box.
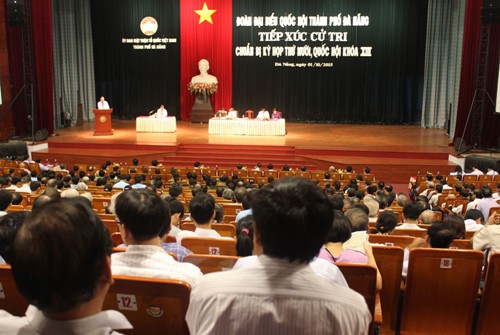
[271,108,282,119]
[227,108,238,118]
[256,108,270,120]
[215,108,227,118]
[154,104,168,118]
[97,96,110,109]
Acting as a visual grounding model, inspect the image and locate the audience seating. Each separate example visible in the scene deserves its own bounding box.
[399,248,483,335]
[336,263,380,334]
[475,252,500,335]
[391,228,427,238]
[183,254,239,274]
[111,232,123,247]
[372,246,404,334]
[219,203,243,216]
[222,214,237,223]
[181,237,236,256]
[180,222,236,238]
[0,265,29,317]
[104,275,191,335]
[449,239,472,249]
[368,234,415,248]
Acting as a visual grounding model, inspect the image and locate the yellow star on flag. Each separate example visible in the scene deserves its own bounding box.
[195,2,216,24]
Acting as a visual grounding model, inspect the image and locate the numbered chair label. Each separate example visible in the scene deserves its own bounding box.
[209,247,220,255]
[440,258,453,269]
[117,294,138,311]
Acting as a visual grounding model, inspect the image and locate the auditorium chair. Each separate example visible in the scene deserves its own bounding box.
[372,246,404,335]
[0,265,29,316]
[391,228,427,238]
[278,170,295,178]
[181,237,236,256]
[449,239,472,249]
[181,222,236,238]
[183,254,239,274]
[294,171,310,179]
[92,197,112,213]
[475,252,500,335]
[399,248,483,335]
[336,263,380,335]
[222,214,237,223]
[463,175,478,183]
[368,234,415,249]
[477,174,492,182]
[220,203,243,216]
[244,110,254,118]
[104,275,191,335]
[248,170,263,178]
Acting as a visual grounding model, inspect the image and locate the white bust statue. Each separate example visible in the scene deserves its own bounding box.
[191,59,218,84]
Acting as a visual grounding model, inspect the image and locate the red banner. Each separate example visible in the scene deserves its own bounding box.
[180,0,233,121]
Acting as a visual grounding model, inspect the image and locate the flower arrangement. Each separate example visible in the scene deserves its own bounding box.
[187,82,218,101]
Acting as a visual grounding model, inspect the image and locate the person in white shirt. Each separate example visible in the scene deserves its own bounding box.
[256,108,270,120]
[486,168,499,176]
[111,190,202,286]
[97,96,110,109]
[156,104,168,118]
[176,192,231,244]
[468,166,484,176]
[464,209,485,231]
[396,204,426,230]
[186,178,371,335]
[0,198,132,334]
[227,107,238,118]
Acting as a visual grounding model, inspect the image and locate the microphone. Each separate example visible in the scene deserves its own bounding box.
[148,110,156,116]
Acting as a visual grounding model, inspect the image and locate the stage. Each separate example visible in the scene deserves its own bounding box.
[30,120,457,184]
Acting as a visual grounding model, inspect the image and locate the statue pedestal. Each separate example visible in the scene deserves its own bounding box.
[190,94,214,123]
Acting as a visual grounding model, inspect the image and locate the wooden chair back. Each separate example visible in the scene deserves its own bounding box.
[93,197,112,213]
[400,248,483,335]
[372,246,404,334]
[183,254,239,274]
[336,263,378,334]
[449,239,472,249]
[463,175,478,182]
[368,234,415,249]
[475,252,500,335]
[295,171,310,179]
[278,171,295,178]
[111,232,123,247]
[104,275,191,335]
[391,228,427,238]
[244,110,254,118]
[181,223,236,238]
[0,265,29,316]
[222,214,237,223]
[181,237,236,256]
[221,203,243,216]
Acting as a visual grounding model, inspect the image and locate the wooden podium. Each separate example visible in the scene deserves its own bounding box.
[92,108,113,136]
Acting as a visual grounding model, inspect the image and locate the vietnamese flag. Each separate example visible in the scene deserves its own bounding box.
[180,1,233,121]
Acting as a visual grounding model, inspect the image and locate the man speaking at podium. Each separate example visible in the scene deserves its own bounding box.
[97,96,110,109]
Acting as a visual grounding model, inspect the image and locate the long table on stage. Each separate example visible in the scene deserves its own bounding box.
[208,118,286,136]
[136,116,176,133]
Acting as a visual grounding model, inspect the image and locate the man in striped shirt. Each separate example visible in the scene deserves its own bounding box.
[186,177,371,335]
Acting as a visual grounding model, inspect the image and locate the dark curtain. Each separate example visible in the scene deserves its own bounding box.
[90,0,180,119]
[454,0,500,149]
[180,0,233,121]
[232,0,428,124]
[6,26,27,136]
[31,0,54,134]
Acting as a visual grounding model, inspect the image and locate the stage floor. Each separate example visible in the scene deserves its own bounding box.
[48,120,453,153]
[33,120,458,185]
